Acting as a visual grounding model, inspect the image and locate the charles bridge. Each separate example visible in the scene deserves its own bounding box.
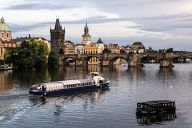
[60,51,192,68]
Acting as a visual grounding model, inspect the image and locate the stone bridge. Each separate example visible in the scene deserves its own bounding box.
[60,51,192,68]
[143,51,192,67]
[60,53,130,67]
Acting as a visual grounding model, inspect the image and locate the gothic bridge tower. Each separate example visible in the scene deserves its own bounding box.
[50,18,65,55]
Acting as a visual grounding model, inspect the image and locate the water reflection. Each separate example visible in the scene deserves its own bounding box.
[28,89,109,108]
[12,68,50,85]
[158,68,174,77]
[1,64,192,128]
[0,70,14,92]
[127,68,145,80]
[136,112,176,125]
[158,68,176,84]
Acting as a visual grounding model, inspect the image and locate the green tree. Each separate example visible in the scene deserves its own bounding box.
[6,39,49,68]
[48,52,59,67]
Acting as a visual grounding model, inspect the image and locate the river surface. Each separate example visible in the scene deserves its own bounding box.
[0,64,192,128]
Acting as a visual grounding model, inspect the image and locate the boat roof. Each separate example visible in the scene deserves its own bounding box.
[79,79,92,83]
[138,100,175,105]
[38,82,64,87]
[57,80,81,85]
[34,79,93,87]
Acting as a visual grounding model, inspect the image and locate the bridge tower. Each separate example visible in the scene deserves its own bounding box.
[50,18,65,55]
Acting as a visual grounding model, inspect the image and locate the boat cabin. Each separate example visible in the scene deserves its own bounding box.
[90,72,100,77]
[136,100,175,115]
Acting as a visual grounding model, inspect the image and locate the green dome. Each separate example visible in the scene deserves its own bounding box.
[0,17,11,32]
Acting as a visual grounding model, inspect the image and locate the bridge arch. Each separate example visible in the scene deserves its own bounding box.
[109,56,129,67]
[83,54,102,66]
[141,56,159,63]
[62,57,77,66]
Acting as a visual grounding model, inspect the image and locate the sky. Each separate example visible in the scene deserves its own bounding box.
[1,0,192,51]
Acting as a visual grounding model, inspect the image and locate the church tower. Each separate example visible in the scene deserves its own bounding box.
[82,22,91,44]
[50,18,65,55]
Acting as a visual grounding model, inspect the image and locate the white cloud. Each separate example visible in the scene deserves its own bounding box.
[1,0,192,50]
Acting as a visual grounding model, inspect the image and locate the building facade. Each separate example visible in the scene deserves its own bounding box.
[96,38,105,54]
[63,40,75,55]
[0,17,12,42]
[0,17,16,61]
[108,43,121,65]
[75,44,85,55]
[85,43,98,64]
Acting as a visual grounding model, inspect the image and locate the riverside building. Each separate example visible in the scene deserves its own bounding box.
[0,17,16,62]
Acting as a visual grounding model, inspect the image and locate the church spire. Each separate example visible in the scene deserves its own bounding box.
[84,21,89,35]
[82,21,91,43]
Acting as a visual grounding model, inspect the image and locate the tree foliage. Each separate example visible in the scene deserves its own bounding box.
[48,52,59,67]
[6,39,49,68]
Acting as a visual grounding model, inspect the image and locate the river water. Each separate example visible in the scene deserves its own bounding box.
[0,64,192,128]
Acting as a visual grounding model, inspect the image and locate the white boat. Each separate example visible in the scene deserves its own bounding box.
[29,72,110,95]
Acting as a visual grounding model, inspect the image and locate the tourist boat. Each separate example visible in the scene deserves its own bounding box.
[0,64,13,71]
[136,100,176,115]
[29,72,110,96]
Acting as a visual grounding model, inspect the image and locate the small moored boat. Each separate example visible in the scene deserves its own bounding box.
[29,72,110,96]
[136,100,176,115]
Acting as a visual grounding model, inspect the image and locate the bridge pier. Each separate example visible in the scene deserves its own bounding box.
[159,59,173,68]
[128,53,143,68]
